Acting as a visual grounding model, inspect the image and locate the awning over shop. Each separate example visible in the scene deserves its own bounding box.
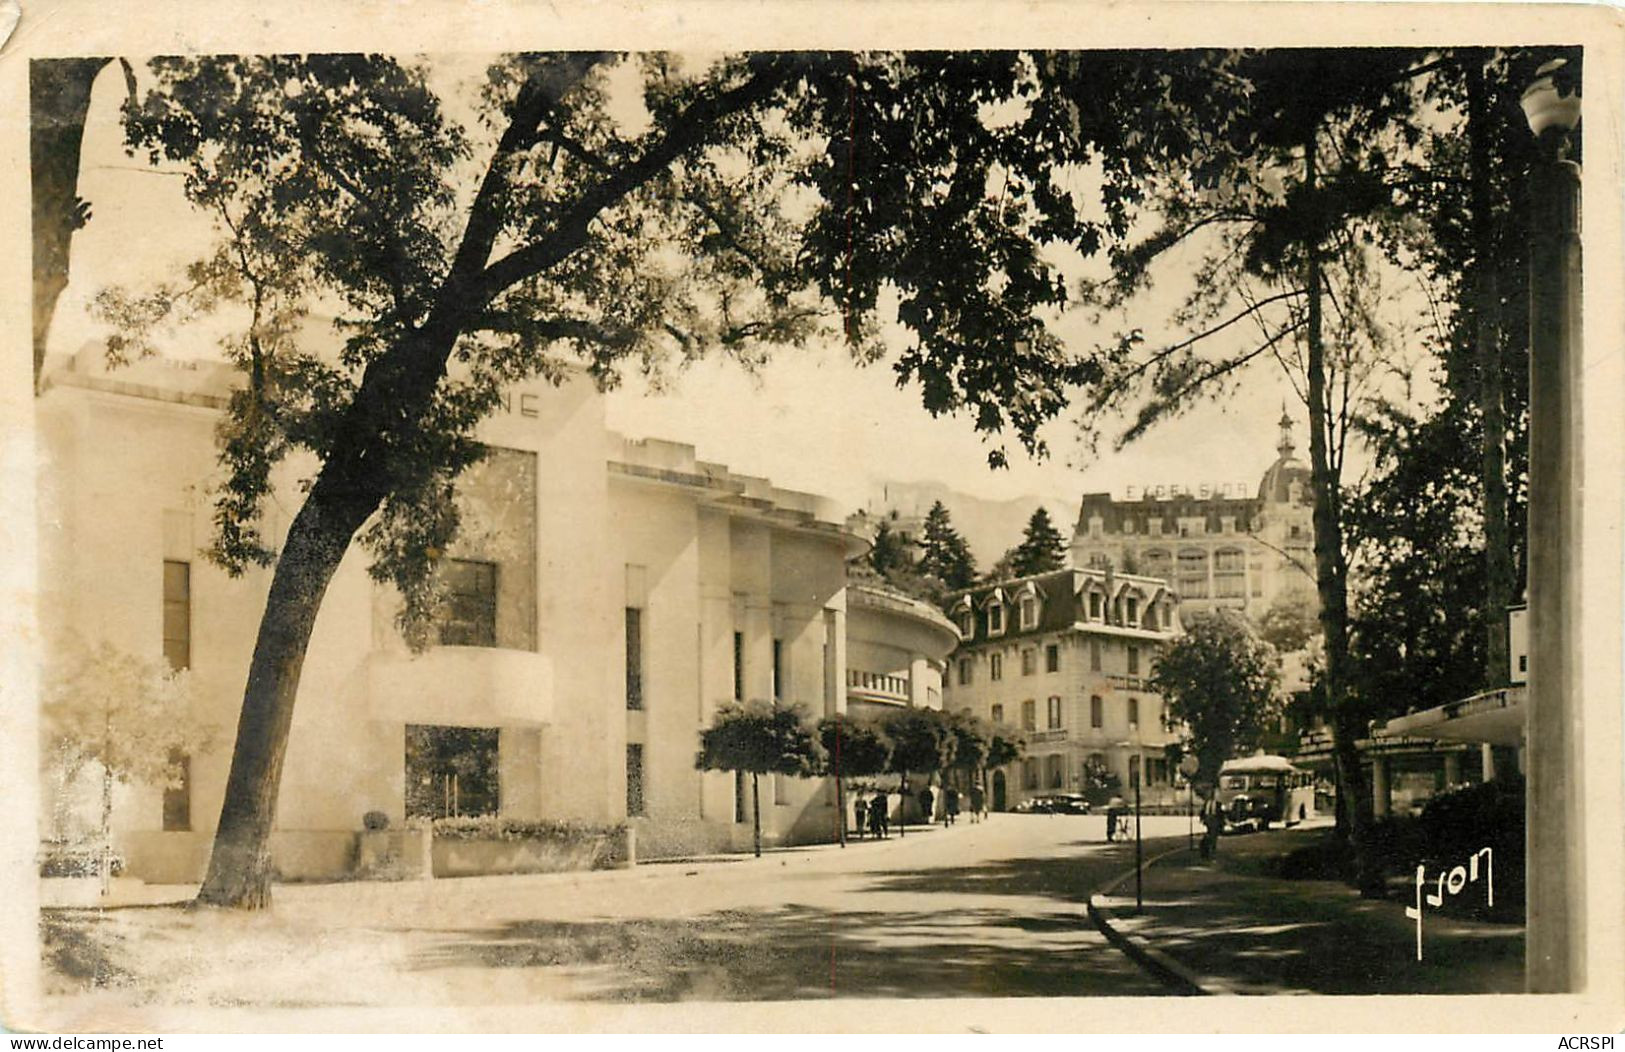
[1376,686,1525,747]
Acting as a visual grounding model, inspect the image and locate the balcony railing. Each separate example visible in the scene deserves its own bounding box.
[1028,729,1068,744]
[847,668,910,702]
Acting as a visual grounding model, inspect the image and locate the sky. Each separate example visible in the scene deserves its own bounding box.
[47,55,1432,517]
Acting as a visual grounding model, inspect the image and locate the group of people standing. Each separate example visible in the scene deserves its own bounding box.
[850,783,989,839]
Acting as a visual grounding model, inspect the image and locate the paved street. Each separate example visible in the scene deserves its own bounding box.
[43,814,1196,1011]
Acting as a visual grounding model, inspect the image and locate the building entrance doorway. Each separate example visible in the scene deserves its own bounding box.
[406,724,500,819]
[992,770,1007,812]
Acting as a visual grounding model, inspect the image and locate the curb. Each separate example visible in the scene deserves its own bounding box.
[1087,844,1240,997]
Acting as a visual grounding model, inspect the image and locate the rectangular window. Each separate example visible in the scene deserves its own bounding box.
[626,743,645,816]
[1088,593,1103,620]
[1090,639,1102,672]
[438,559,497,647]
[1021,649,1036,676]
[1047,696,1062,730]
[959,657,974,686]
[162,560,191,671]
[990,653,1003,681]
[162,749,190,831]
[625,608,644,710]
[1047,754,1064,789]
[1128,697,1140,728]
[1127,645,1140,676]
[991,703,1005,724]
[988,603,1006,635]
[733,631,744,701]
[1019,596,1038,630]
[772,638,784,701]
[1023,759,1039,790]
[1045,644,1060,673]
[1090,695,1104,728]
[1126,597,1139,625]
[1021,699,1036,731]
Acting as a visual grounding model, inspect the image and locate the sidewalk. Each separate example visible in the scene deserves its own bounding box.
[39,818,964,910]
[1090,826,1525,995]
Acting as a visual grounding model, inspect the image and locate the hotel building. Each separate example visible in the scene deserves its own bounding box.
[940,568,1183,810]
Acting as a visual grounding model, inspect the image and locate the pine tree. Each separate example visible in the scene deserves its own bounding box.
[1010,507,1067,577]
[917,501,977,590]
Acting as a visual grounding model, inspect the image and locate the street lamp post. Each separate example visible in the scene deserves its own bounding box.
[1130,754,1143,914]
[1521,56,1583,994]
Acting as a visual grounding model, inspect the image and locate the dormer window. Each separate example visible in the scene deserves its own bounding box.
[1125,596,1139,626]
[957,609,974,637]
[1088,592,1103,621]
[1019,594,1039,630]
[987,601,1006,636]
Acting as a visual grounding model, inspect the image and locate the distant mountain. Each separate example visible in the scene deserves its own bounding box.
[859,479,1076,569]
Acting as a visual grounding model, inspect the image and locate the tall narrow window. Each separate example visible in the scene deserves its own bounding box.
[1021,649,1036,676]
[772,638,784,701]
[991,703,1005,724]
[438,559,497,647]
[162,748,190,831]
[733,631,744,701]
[990,653,1003,681]
[1047,696,1062,730]
[162,560,190,671]
[1045,644,1060,673]
[1090,695,1104,728]
[626,743,645,816]
[1021,699,1036,731]
[625,607,644,710]
[1128,697,1140,728]
[959,657,974,686]
[987,601,1006,636]
[1127,645,1140,675]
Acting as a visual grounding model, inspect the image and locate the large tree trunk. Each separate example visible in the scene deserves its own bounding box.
[195,488,375,908]
[31,58,114,391]
[1467,52,1514,691]
[1302,133,1382,897]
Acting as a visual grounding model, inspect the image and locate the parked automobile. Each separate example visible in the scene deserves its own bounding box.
[1013,793,1092,815]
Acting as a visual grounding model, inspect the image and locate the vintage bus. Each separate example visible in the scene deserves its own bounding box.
[1217,755,1316,831]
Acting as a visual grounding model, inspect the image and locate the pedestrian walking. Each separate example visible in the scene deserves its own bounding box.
[969,784,985,823]
[1105,808,1118,842]
[869,792,888,839]
[918,786,934,826]
[852,794,866,840]
[945,787,960,826]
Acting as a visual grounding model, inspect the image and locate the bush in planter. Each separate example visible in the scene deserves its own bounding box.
[362,811,390,832]
[39,840,125,878]
[428,814,625,843]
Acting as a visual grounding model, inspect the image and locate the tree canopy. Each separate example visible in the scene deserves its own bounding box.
[1147,611,1281,795]
[916,501,977,590]
[1009,506,1067,577]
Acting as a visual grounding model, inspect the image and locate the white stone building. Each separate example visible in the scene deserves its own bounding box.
[36,349,867,882]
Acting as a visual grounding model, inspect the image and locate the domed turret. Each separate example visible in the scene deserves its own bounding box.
[1258,408,1314,505]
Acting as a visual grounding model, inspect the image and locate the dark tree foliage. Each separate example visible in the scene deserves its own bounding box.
[878,706,954,832]
[1009,506,1067,577]
[916,501,977,590]
[697,699,824,856]
[984,724,1025,772]
[866,520,912,578]
[1148,611,1281,801]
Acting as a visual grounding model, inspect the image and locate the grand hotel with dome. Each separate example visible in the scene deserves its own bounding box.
[1068,411,1319,621]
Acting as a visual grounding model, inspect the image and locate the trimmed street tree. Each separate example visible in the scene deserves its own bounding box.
[696,699,823,857]
[42,640,206,894]
[983,722,1027,811]
[816,714,892,845]
[1009,506,1067,577]
[1148,611,1281,857]
[74,52,1175,908]
[879,706,955,833]
[944,708,991,794]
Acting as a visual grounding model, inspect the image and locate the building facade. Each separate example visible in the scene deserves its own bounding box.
[844,583,961,725]
[1069,412,1318,621]
[941,568,1183,810]
[36,350,866,882]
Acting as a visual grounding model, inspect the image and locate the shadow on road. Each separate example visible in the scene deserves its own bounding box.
[411,899,1166,1000]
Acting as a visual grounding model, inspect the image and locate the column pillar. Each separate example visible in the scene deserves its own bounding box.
[1481,742,1496,782]
[1443,751,1461,789]
[1370,756,1390,819]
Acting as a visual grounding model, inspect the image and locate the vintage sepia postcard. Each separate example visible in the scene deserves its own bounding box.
[2,0,1622,1036]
